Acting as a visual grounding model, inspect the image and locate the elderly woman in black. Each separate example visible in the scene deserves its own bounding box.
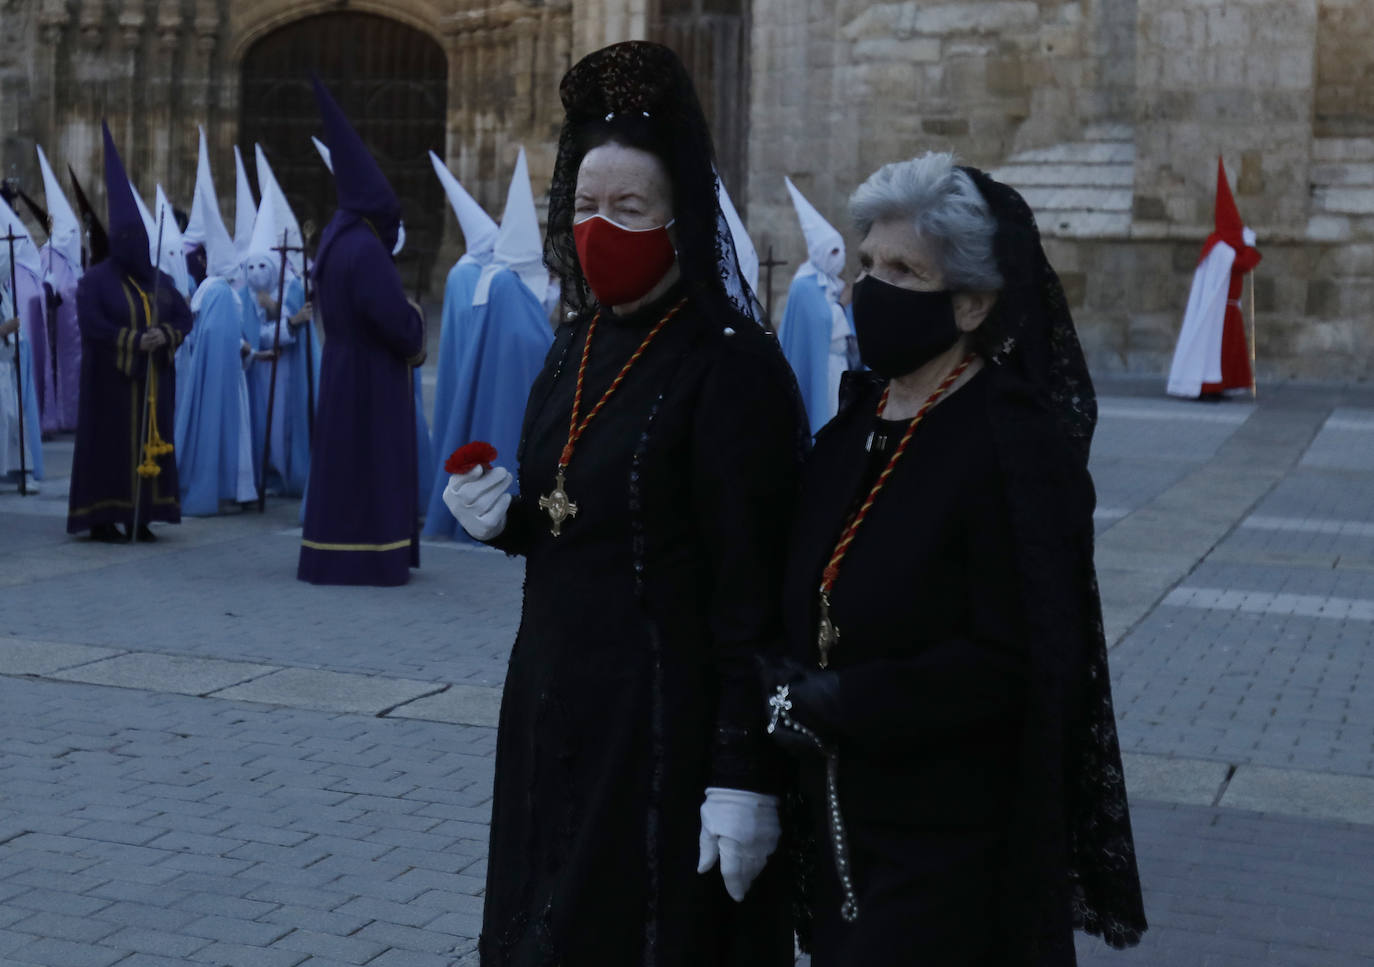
[443,42,804,967]
[766,153,1147,964]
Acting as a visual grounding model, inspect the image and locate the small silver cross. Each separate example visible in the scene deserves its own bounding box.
[766,684,793,735]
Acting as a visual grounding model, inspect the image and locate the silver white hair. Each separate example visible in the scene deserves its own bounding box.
[849,151,1003,291]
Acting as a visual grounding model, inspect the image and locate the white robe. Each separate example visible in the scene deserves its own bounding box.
[1167,240,1236,399]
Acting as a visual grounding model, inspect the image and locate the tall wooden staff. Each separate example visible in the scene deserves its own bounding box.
[258,229,292,512]
[1247,270,1258,400]
[300,220,316,448]
[759,244,787,325]
[130,210,166,539]
[3,223,29,495]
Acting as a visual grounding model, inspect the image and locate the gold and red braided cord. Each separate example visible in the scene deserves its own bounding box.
[819,353,977,595]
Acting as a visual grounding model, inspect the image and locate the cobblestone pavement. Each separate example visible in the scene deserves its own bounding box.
[3,375,1374,966]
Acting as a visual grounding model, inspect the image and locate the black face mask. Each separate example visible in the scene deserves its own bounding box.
[851,274,962,379]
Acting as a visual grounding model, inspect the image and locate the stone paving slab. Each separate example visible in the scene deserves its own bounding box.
[50,653,280,697]
[387,684,503,728]
[1121,753,1231,808]
[1223,766,1374,826]
[0,639,122,678]
[212,667,447,715]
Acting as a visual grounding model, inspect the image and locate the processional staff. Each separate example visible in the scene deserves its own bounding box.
[3,223,30,496]
[131,210,170,539]
[258,230,297,512]
[758,244,788,324]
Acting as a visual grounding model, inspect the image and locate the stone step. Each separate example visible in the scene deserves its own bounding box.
[1016,186,1132,212]
[1311,162,1374,188]
[1311,186,1374,216]
[1082,122,1134,142]
[1032,210,1133,238]
[991,162,1134,187]
[1312,137,1374,163]
[1009,141,1135,165]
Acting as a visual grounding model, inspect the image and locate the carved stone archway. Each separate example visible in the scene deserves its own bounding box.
[240,11,448,296]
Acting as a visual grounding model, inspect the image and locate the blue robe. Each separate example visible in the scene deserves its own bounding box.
[4,276,46,482]
[421,267,552,541]
[245,276,315,496]
[414,367,433,512]
[298,216,425,586]
[421,256,483,533]
[778,274,846,436]
[175,279,256,515]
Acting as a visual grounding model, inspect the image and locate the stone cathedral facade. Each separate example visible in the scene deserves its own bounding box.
[2,0,1372,378]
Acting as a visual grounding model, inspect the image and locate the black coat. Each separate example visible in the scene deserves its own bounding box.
[478,284,803,967]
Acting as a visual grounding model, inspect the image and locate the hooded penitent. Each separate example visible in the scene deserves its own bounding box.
[1167,157,1261,399]
[176,132,258,516]
[65,123,192,536]
[778,176,852,435]
[298,76,425,587]
[101,123,154,285]
[36,145,81,273]
[421,150,502,538]
[421,147,552,540]
[242,145,312,499]
[311,110,432,509]
[154,186,193,299]
[473,147,546,307]
[252,145,305,279]
[430,149,498,266]
[33,144,84,432]
[0,194,46,481]
[188,137,240,309]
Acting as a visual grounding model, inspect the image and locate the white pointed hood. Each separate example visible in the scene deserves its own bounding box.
[0,195,44,283]
[35,144,82,272]
[784,176,845,289]
[716,173,758,297]
[154,185,191,297]
[475,147,545,306]
[429,150,498,266]
[129,179,158,250]
[233,145,257,263]
[183,127,213,247]
[185,136,239,310]
[312,136,333,174]
[252,144,304,277]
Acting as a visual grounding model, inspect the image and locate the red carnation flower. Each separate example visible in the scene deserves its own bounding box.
[446,441,498,475]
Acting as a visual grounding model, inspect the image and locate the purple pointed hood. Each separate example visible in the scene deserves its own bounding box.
[312,77,402,241]
[102,122,154,283]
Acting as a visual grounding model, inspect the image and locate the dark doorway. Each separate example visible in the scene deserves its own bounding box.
[240,13,447,297]
[648,0,751,209]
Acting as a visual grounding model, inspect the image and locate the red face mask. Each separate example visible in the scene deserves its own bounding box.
[573,215,676,308]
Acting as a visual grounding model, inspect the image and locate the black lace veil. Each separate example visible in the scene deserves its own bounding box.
[547,41,761,324]
[959,165,1147,954]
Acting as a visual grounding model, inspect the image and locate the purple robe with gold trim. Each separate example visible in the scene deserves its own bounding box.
[297,219,425,586]
[66,261,192,534]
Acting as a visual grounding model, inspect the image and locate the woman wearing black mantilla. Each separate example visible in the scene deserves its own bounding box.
[765,153,1148,964]
[442,42,805,966]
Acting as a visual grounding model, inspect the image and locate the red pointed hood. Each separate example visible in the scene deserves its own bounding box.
[1199,156,1261,273]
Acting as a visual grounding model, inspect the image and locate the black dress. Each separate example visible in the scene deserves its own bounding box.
[478,283,802,967]
[782,368,1030,965]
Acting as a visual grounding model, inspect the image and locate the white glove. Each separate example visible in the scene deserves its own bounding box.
[696,786,781,902]
[442,465,513,541]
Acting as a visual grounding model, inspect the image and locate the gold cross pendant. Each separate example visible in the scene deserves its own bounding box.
[817,592,839,668]
[538,469,579,536]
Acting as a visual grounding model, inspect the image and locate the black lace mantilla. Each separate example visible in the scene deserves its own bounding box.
[961,165,1147,952]
[546,41,762,324]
